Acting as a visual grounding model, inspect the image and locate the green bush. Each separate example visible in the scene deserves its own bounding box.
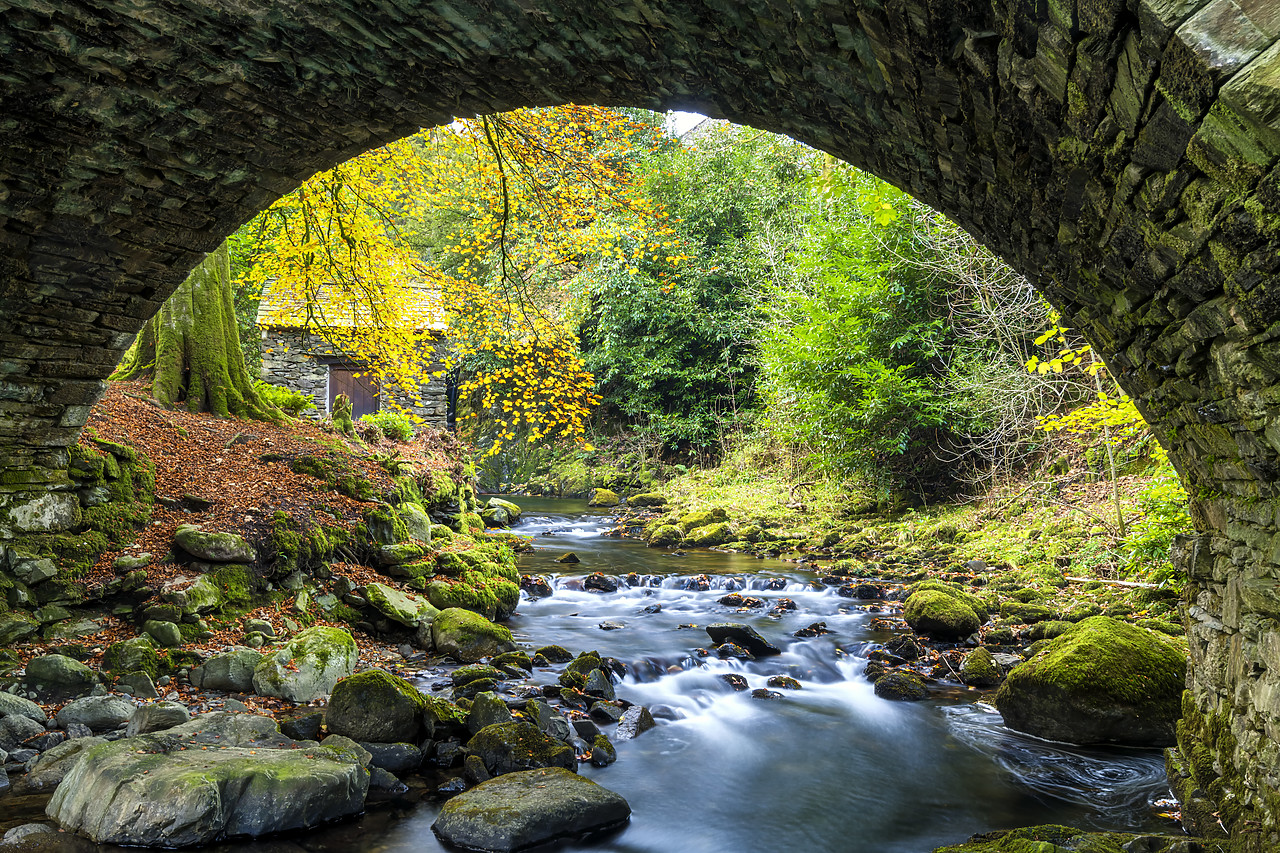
[360,409,416,441]
[253,381,315,417]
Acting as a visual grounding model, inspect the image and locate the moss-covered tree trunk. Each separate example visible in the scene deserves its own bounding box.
[114,243,275,420]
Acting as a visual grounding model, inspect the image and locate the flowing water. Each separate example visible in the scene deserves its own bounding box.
[13,498,1176,853]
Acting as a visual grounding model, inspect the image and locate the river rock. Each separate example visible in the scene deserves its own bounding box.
[174,524,257,563]
[115,671,160,699]
[586,488,619,507]
[466,722,576,776]
[467,691,513,735]
[0,714,44,751]
[433,767,629,852]
[646,524,683,547]
[903,590,981,641]
[0,612,39,645]
[361,741,422,774]
[25,654,99,699]
[190,647,262,693]
[160,574,222,615]
[873,672,929,701]
[3,824,55,844]
[431,608,517,663]
[705,623,781,657]
[56,696,136,732]
[614,705,656,740]
[326,669,426,743]
[0,692,47,724]
[960,647,1003,687]
[24,736,108,789]
[486,497,522,522]
[102,636,161,679]
[252,626,358,702]
[994,616,1187,746]
[684,522,733,547]
[125,701,191,737]
[143,620,183,648]
[45,733,368,846]
[584,572,618,592]
[363,582,437,627]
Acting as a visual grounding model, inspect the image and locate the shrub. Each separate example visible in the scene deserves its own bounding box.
[360,409,416,441]
[253,381,315,417]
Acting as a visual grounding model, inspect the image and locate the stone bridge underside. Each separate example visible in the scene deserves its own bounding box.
[2,0,1280,846]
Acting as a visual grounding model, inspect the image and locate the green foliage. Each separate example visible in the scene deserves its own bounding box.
[253,380,315,417]
[360,409,416,441]
[1121,461,1191,589]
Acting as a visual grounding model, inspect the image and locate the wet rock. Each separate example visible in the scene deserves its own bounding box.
[492,651,533,672]
[467,692,513,735]
[452,664,507,688]
[641,603,663,614]
[793,621,830,638]
[56,696,135,732]
[3,824,55,844]
[719,674,749,691]
[766,675,802,690]
[520,576,553,598]
[590,734,616,767]
[280,711,325,742]
[598,620,625,631]
[706,623,781,657]
[466,722,576,776]
[589,702,625,724]
[751,688,783,700]
[173,524,256,563]
[433,767,630,852]
[125,701,190,736]
[572,718,602,740]
[584,573,618,592]
[839,583,883,600]
[873,672,929,701]
[252,626,358,702]
[960,647,1003,687]
[583,669,616,700]
[24,736,108,788]
[884,635,923,661]
[46,733,368,846]
[614,705,656,740]
[527,700,573,743]
[327,669,427,743]
[432,608,518,663]
[718,593,764,607]
[716,643,754,660]
[361,741,422,774]
[995,617,1186,746]
[555,553,580,564]
[535,644,574,664]
[189,647,261,693]
[25,731,66,752]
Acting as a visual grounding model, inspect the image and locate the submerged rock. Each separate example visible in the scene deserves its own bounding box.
[994,616,1186,746]
[46,731,368,846]
[432,767,629,852]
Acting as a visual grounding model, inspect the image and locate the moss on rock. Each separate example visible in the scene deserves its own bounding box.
[327,669,426,743]
[994,616,1187,746]
[903,590,981,641]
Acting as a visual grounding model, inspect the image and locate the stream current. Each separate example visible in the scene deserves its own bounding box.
[390,497,1176,852]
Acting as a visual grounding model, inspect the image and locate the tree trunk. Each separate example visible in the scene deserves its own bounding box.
[114,243,276,420]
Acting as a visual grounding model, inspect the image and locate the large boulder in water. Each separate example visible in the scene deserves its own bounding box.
[326,670,427,743]
[46,730,368,845]
[994,616,1187,746]
[251,626,358,702]
[433,767,629,853]
[431,608,517,663]
[466,721,576,776]
[705,623,780,657]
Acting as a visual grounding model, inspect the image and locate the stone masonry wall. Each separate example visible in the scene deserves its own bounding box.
[259,327,450,430]
[1,1,1280,845]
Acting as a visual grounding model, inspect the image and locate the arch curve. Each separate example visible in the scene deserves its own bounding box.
[3,1,1280,846]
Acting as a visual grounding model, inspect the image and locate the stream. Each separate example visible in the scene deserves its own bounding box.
[9,498,1177,853]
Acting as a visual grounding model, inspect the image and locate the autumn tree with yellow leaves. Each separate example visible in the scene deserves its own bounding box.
[243,105,673,454]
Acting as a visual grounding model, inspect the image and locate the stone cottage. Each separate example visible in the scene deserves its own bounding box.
[256,281,454,429]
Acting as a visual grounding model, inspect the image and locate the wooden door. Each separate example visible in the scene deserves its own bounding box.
[328,365,379,419]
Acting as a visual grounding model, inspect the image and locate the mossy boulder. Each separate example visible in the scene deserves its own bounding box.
[432,767,629,853]
[466,721,577,776]
[174,524,256,563]
[586,488,619,507]
[431,608,517,663]
[0,611,39,645]
[903,590,981,641]
[26,654,98,697]
[189,648,261,693]
[101,637,160,680]
[159,574,223,615]
[873,671,929,701]
[627,492,666,507]
[678,507,729,532]
[959,647,1002,687]
[363,582,438,627]
[327,669,427,743]
[906,580,989,621]
[932,824,1200,853]
[251,626,358,703]
[646,524,684,547]
[999,601,1056,625]
[684,522,734,548]
[994,616,1187,746]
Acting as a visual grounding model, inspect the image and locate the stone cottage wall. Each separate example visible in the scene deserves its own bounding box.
[259,328,451,430]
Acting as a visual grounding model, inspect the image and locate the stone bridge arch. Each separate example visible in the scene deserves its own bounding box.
[2,0,1280,846]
